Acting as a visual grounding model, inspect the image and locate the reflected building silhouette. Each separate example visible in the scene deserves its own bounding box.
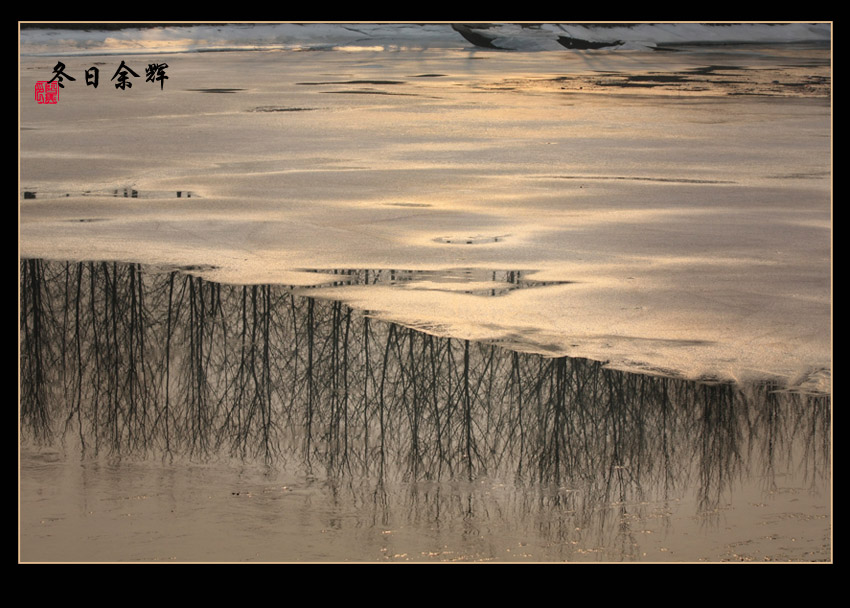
[20,259,831,544]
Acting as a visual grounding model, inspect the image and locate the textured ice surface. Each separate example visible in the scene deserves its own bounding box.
[19,26,831,391]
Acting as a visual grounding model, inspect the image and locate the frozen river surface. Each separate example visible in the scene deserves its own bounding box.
[20,29,832,390]
[19,24,831,562]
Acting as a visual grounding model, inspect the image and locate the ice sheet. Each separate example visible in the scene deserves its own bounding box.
[19,26,832,392]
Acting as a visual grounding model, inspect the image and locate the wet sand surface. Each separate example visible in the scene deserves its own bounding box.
[20,39,831,562]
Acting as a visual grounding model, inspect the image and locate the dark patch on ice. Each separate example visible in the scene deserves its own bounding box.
[548,63,829,98]
[557,36,623,50]
[291,268,573,297]
[104,188,197,199]
[248,106,316,112]
[321,90,419,97]
[594,73,698,88]
[21,187,198,200]
[687,65,746,75]
[778,76,830,88]
[411,73,447,78]
[701,79,747,86]
[65,218,107,223]
[435,235,508,245]
[384,202,433,208]
[624,74,689,84]
[767,171,830,180]
[602,81,662,89]
[451,24,501,49]
[296,80,405,85]
[547,175,735,185]
[187,88,245,93]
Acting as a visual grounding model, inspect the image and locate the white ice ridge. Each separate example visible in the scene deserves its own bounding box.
[19,22,831,56]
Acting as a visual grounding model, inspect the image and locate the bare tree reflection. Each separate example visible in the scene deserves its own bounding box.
[20,259,831,529]
[20,259,55,441]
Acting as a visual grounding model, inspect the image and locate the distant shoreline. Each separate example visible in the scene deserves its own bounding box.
[19,23,236,30]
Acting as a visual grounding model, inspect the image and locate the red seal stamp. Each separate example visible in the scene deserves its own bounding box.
[35,81,59,104]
